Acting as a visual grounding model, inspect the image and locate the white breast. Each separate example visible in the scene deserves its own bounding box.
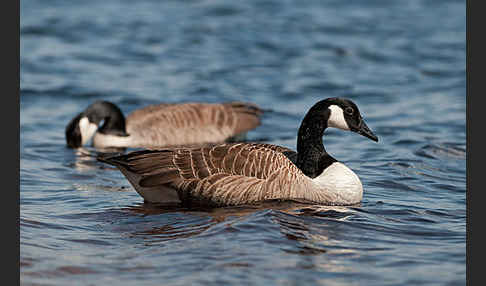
[311,162,363,204]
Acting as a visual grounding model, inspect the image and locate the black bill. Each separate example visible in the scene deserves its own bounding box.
[357,119,378,142]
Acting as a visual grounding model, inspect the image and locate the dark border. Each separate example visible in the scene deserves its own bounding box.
[466,0,469,283]
[14,0,20,284]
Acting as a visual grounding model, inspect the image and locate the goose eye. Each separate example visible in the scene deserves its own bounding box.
[345,107,354,115]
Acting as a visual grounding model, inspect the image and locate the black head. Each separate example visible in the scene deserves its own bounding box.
[295,97,378,178]
[323,97,378,142]
[65,113,84,148]
[65,101,128,148]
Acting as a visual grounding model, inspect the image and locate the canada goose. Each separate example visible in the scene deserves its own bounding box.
[98,97,378,207]
[65,100,263,149]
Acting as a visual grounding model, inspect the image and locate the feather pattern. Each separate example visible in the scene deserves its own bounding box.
[123,102,262,148]
[99,143,355,207]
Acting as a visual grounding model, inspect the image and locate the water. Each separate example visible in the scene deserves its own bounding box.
[20,0,466,285]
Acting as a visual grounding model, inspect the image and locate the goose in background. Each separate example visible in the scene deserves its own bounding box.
[65,100,263,149]
[98,97,379,207]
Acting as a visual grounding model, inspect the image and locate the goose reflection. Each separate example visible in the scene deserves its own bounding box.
[69,147,124,172]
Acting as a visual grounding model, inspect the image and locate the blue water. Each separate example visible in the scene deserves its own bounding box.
[20,0,466,285]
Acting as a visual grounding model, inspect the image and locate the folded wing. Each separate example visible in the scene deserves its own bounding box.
[100,143,318,206]
[124,102,263,148]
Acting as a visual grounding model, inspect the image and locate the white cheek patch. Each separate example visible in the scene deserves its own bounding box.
[79,117,99,145]
[327,105,350,131]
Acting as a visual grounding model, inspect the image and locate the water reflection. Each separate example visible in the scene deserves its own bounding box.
[114,200,362,258]
[70,147,125,172]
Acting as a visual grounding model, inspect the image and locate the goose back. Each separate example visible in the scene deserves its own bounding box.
[123,102,263,148]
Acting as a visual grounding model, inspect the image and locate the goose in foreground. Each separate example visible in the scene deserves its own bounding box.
[65,100,263,149]
[98,97,378,207]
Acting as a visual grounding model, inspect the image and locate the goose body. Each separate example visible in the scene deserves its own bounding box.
[66,101,263,149]
[99,97,378,207]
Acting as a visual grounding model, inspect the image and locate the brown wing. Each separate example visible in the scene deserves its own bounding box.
[222,102,263,136]
[100,143,312,206]
[124,102,263,148]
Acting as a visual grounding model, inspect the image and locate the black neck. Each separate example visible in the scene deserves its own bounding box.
[295,101,337,178]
